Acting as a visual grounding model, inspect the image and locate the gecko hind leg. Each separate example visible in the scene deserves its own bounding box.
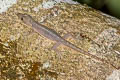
[51,33,72,52]
[51,33,72,58]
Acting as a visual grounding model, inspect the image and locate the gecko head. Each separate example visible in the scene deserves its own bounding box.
[17,13,33,26]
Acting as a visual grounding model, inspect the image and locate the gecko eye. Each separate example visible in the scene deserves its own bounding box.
[21,17,24,21]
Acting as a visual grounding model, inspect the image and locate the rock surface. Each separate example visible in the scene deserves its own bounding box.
[0,0,120,80]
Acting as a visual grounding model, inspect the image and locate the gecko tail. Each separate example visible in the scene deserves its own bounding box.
[62,40,118,69]
[62,39,90,54]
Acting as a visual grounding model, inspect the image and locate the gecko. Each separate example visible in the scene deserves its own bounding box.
[17,13,119,69]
